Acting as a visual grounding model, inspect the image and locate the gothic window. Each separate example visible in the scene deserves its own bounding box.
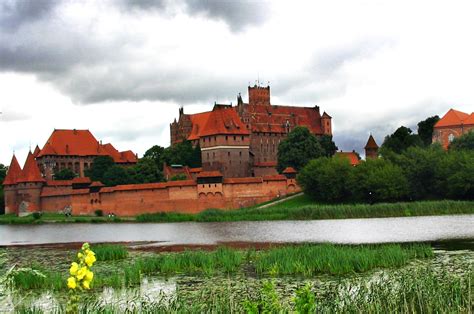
[234,136,236,141]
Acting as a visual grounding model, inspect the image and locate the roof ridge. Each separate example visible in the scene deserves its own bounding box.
[2,155,22,185]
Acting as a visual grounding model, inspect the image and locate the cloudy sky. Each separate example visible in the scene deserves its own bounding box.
[1,0,474,165]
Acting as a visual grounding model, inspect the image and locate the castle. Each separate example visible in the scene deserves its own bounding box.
[432,109,474,148]
[170,84,332,177]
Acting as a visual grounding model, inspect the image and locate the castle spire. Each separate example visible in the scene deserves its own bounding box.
[2,154,22,185]
[17,151,45,183]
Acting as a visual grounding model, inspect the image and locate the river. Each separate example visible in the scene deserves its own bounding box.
[1,214,473,246]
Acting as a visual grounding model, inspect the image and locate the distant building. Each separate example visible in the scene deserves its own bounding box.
[170,84,332,178]
[335,151,361,166]
[364,135,379,159]
[432,109,474,148]
[36,129,137,180]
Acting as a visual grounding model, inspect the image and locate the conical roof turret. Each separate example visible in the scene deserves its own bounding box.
[2,155,22,185]
[365,134,378,149]
[17,151,45,183]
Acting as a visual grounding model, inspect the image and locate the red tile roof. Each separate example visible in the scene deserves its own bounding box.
[189,167,202,173]
[36,129,137,163]
[223,177,263,184]
[335,152,360,166]
[72,177,92,184]
[90,181,105,187]
[17,151,46,183]
[2,155,22,185]
[247,105,323,134]
[282,167,297,174]
[46,180,73,186]
[435,109,472,128]
[464,113,474,125]
[33,145,41,157]
[263,174,287,181]
[365,135,378,149]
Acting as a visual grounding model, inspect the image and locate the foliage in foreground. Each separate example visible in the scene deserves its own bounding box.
[15,268,473,313]
[6,243,432,291]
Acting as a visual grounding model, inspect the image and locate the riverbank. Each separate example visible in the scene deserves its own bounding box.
[1,242,472,312]
[1,196,474,224]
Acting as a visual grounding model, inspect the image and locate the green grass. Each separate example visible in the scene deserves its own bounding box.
[0,213,125,224]
[137,196,474,222]
[94,244,128,261]
[7,243,433,291]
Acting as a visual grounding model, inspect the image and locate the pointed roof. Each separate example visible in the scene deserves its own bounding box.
[282,167,297,174]
[435,109,471,128]
[322,112,332,119]
[335,151,360,166]
[365,135,378,149]
[33,145,41,157]
[17,151,46,183]
[2,155,22,185]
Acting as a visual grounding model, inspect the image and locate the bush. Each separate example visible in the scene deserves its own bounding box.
[32,212,42,220]
[94,209,104,217]
[297,156,352,202]
[349,158,409,203]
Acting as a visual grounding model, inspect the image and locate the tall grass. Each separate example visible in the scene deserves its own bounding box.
[7,244,433,291]
[94,244,128,261]
[137,197,474,223]
[255,243,433,276]
[16,268,472,313]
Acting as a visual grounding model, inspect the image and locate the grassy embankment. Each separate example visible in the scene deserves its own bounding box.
[1,195,474,224]
[6,243,433,291]
[137,195,474,222]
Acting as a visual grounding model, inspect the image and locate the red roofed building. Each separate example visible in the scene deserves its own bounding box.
[432,109,474,149]
[36,129,137,180]
[364,135,379,159]
[170,84,332,177]
[335,151,361,166]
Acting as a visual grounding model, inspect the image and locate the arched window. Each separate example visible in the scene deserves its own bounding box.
[448,134,455,142]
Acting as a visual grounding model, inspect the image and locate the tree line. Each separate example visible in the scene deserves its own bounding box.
[291,117,474,203]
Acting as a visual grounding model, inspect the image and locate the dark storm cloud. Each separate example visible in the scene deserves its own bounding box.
[0,0,58,30]
[184,0,269,31]
[119,0,269,32]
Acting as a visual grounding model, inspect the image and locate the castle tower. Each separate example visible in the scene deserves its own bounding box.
[248,84,270,106]
[365,135,379,159]
[15,151,46,214]
[2,155,22,215]
[321,111,332,135]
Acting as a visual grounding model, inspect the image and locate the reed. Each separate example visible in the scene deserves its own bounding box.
[94,244,128,261]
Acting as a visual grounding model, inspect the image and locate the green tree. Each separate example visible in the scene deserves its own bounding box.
[297,156,353,202]
[392,145,445,200]
[417,115,440,146]
[127,158,164,183]
[0,163,7,214]
[162,140,202,168]
[277,127,325,172]
[102,165,133,187]
[349,158,409,203]
[437,150,474,200]
[380,126,423,155]
[143,145,166,170]
[54,168,76,180]
[449,130,474,151]
[318,135,338,157]
[84,156,115,183]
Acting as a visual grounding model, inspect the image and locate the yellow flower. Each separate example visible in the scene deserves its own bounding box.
[85,270,94,281]
[76,266,88,280]
[67,277,77,289]
[85,253,96,267]
[77,252,83,259]
[82,280,91,290]
[69,262,79,276]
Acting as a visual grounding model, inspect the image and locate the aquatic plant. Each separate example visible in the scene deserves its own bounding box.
[93,244,128,261]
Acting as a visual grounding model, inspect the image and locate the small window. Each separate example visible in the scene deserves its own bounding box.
[228,152,230,157]
[226,136,228,140]
[448,134,455,142]
[234,136,236,141]
[241,136,244,140]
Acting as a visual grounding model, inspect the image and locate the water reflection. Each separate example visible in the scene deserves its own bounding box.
[1,215,473,246]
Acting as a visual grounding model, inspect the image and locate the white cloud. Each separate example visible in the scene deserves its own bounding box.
[2,0,474,164]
